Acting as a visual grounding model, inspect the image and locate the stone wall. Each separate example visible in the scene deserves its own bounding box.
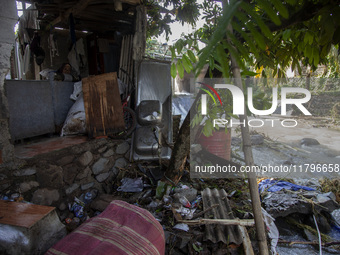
[0,138,132,221]
[0,1,17,164]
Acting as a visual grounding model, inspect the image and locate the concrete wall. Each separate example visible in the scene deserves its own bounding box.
[0,0,17,163]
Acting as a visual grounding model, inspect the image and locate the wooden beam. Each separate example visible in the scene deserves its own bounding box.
[50,0,93,27]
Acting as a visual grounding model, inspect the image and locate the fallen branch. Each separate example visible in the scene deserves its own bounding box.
[278,240,340,247]
[178,218,255,226]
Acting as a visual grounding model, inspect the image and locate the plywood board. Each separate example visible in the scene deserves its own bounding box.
[82,72,125,138]
[0,200,55,229]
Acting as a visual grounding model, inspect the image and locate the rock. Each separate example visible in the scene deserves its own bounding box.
[300,138,320,146]
[116,142,130,155]
[231,137,242,146]
[31,188,60,205]
[0,174,7,181]
[78,151,93,166]
[111,167,120,177]
[92,158,110,175]
[114,158,128,169]
[76,167,91,180]
[98,146,107,154]
[81,182,94,191]
[103,149,114,158]
[37,165,63,189]
[63,164,79,185]
[19,181,39,193]
[95,172,110,183]
[65,183,79,195]
[13,167,36,177]
[57,155,75,166]
[58,202,67,211]
[251,134,264,145]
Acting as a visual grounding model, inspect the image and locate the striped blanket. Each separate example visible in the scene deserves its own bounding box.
[46,200,165,255]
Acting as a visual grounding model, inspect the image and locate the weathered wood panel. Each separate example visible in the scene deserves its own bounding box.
[82,72,124,138]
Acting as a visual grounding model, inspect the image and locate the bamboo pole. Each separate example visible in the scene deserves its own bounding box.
[222,1,269,254]
[178,218,255,226]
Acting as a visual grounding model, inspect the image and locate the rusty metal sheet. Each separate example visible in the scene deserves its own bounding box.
[201,188,243,245]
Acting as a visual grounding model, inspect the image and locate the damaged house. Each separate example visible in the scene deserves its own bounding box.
[0,0,173,254]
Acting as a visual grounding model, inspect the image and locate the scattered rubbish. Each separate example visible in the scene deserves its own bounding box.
[262,208,279,255]
[262,190,339,218]
[258,179,316,193]
[69,197,86,218]
[117,177,144,192]
[65,218,72,224]
[179,196,191,208]
[156,181,168,199]
[173,223,189,232]
[175,206,196,220]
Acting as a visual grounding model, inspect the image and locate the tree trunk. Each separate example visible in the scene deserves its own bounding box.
[162,90,202,185]
[223,1,269,254]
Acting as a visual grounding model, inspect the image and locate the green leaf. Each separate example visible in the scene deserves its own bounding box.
[177,60,184,79]
[187,50,197,63]
[171,62,177,78]
[257,0,282,26]
[282,29,291,41]
[313,47,319,67]
[271,0,289,19]
[215,43,229,78]
[182,54,193,73]
[195,0,241,76]
[241,70,259,77]
[176,39,184,55]
[209,55,215,70]
[239,2,273,39]
[170,46,176,60]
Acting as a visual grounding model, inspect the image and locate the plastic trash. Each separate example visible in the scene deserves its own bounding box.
[70,81,83,101]
[179,196,191,208]
[176,206,197,220]
[191,196,202,208]
[173,223,189,232]
[69,197,86,218]
[262,208,279,255]
[117,177,144,192]
[258,179,315,193]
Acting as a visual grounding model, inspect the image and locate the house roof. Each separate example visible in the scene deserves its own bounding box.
[30,0,141,35]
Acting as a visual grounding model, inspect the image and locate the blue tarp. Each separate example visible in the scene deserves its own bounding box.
[258,179,316,193]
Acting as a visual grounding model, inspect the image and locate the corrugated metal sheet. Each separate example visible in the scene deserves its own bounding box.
[201,188,243,245]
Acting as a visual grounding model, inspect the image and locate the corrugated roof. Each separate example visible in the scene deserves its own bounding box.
[201,188,243,245]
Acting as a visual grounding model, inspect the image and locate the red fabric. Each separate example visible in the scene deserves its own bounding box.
[46,200,165,255]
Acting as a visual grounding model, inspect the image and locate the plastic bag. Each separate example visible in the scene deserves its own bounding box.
[70,81,83,101]
[117,177,144,192]
[61,93,86,136]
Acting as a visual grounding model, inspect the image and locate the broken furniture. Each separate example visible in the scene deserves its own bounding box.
[5,79,75,141]
[131,60,173,160]
[0,200,66,255]
[82,72,125,138]
[46,200,165,255]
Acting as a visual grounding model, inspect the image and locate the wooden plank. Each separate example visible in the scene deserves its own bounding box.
[82,72,125,138]
[50,0,93,27]
[0,200,55,229]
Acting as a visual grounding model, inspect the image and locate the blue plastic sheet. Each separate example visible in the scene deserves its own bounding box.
[258,179,315,193]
